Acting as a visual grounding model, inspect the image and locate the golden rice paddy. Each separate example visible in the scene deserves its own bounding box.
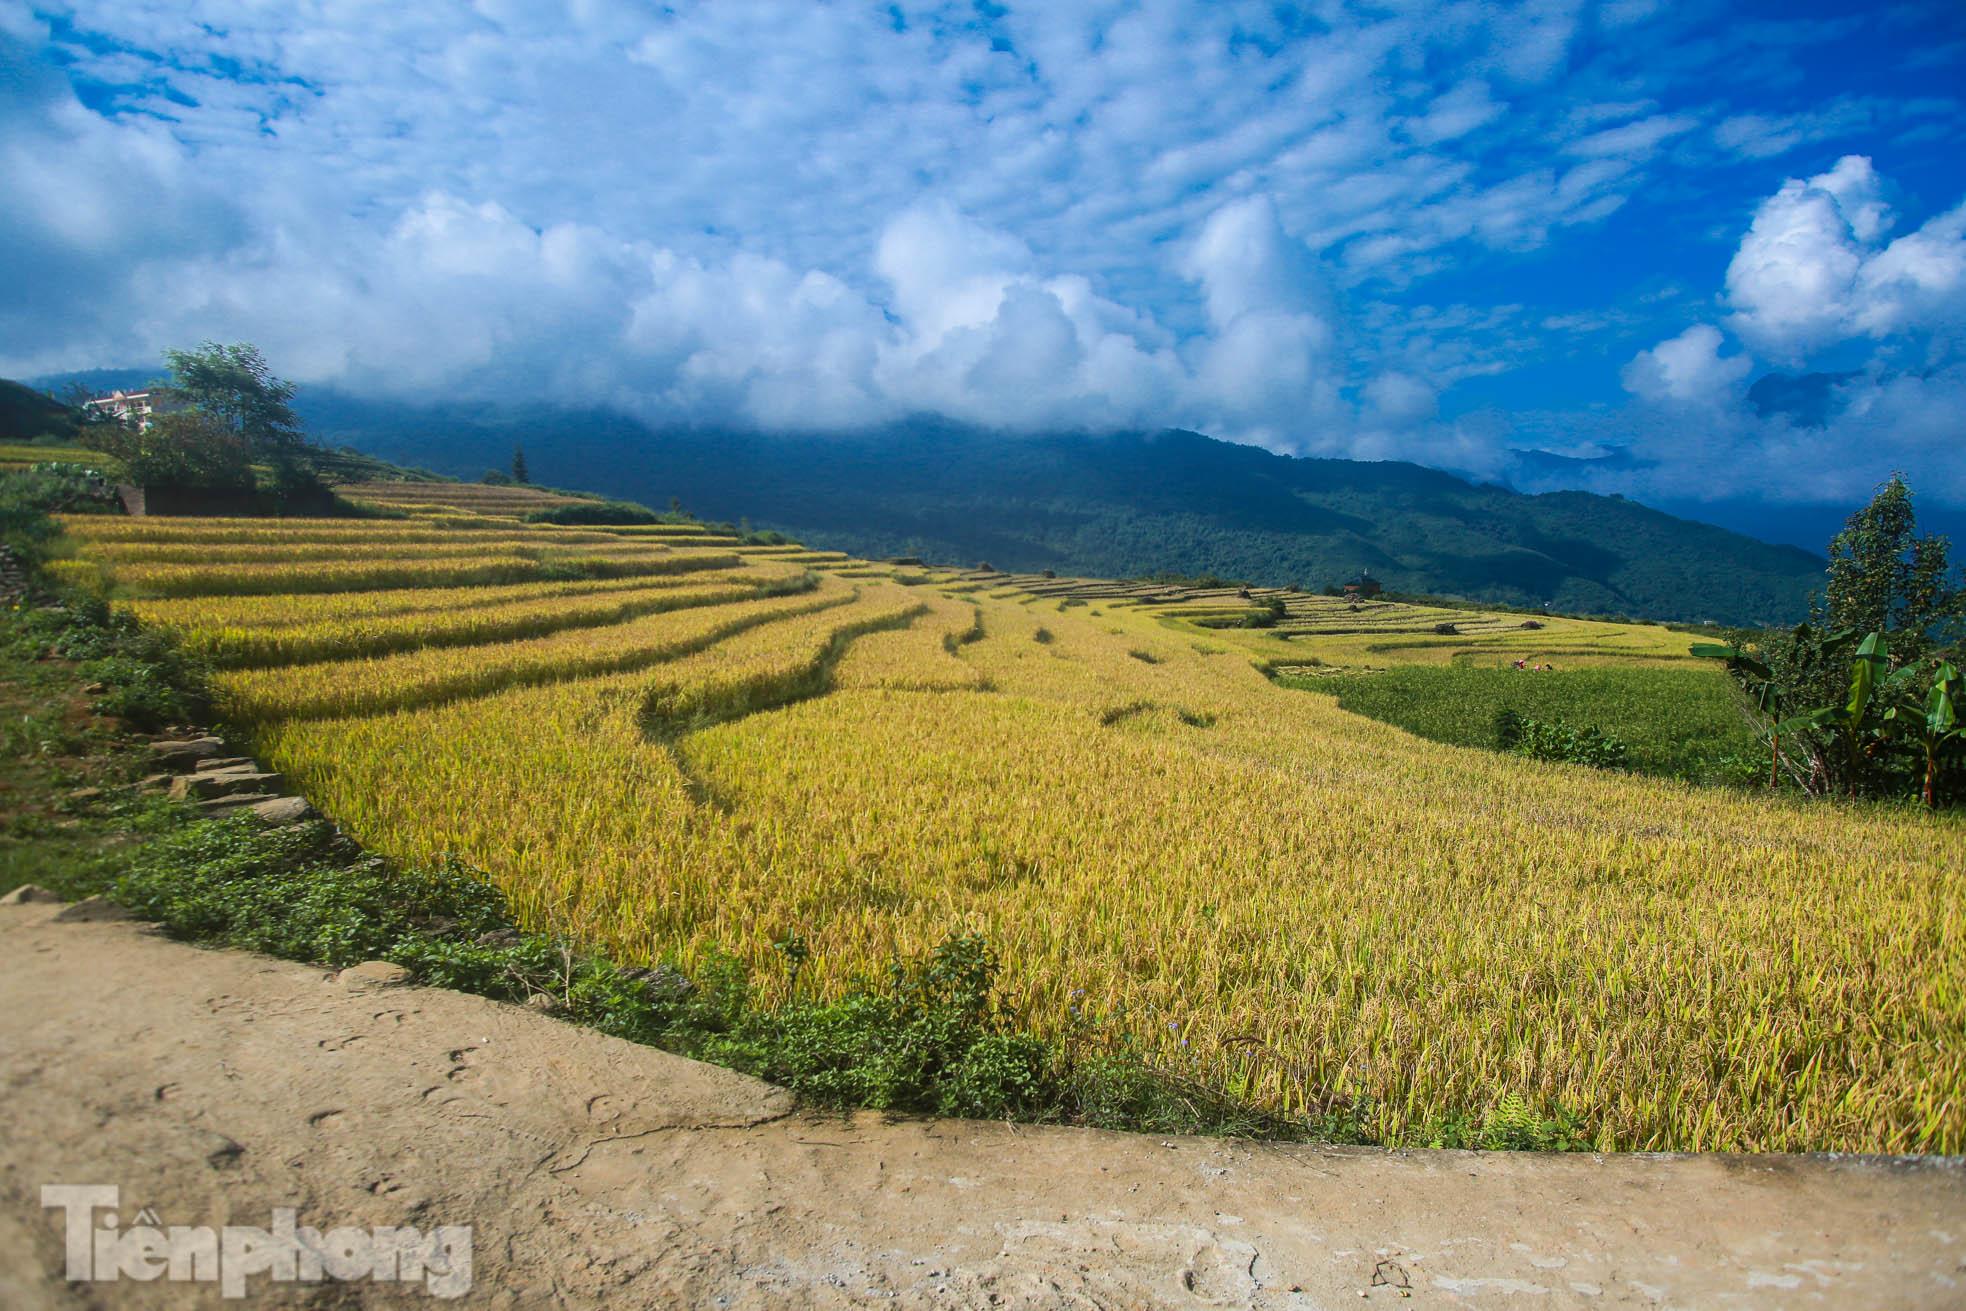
[54,509,1966,1153]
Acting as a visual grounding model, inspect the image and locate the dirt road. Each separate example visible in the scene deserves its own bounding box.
[2,897,1960,1309]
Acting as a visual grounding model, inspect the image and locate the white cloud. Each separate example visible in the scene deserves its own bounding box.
[1178,196,1344,442]
[1712,103,1875,160]
[1620,324,1751,406]
[0,1,1716,398]
[1517,363,1966,506]
[1403,80,1506,146]
[1725,156,1965,358]
[1,0,1960,514]
[1808,155,1892,243]
[1851,204,1966,339]
[1362,371,1438,426]
[1563,113,1700,159]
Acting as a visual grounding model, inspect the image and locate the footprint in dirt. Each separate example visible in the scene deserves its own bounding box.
[995,1219,1262,1306]
[446,1046,482,1084]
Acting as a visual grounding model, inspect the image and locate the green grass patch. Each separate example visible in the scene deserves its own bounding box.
[1281,662,1761,785]
[0,615,197,902]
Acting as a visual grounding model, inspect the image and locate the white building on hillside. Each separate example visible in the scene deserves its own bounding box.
[83,389,178,430]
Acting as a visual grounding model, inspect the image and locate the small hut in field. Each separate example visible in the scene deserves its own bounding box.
[1340,571,1382,601]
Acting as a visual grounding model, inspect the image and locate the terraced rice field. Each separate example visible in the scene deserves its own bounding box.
[333,479,595,517]
[0,442,120,474]
[959,570,1700,669]
[55,511,1966,1154]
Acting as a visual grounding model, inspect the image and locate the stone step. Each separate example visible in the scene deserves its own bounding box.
[193,756,256,773]
[148,736,226,770]
[194,794,316,826]
[196,792,282,814]
[172,771,285,802]
[245,796,315,825]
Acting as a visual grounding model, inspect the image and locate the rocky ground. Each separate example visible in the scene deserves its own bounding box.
[2,896,1961,1309]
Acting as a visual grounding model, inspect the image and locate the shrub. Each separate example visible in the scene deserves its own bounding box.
[93,410,257,490]
[524,500,663,525]
[1,465,120,559]
[1494,708,1629,769]
[1241,597,1288,628]
[5,591,211,730]
[1424,1093,1590,1151]
[116,821,508,965]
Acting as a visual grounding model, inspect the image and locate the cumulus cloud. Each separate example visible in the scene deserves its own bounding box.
[1724,155,1966,358]
[1518,362,1966,507]
[1177,196,1344,442]
[868,202,1187,431]
[1572,152,1966,507]
[1591,156,1966,507]
[0,0,1960,513]
[0,3,1738,398]
[1620,324,1751,406]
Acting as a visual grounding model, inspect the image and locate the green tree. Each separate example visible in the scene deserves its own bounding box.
[149,342,320,497]
[511,444,530,484]
[92,410,256,490]
[1707,476,1964,799]
[160,342,305,458]
[1823,474,1961,658]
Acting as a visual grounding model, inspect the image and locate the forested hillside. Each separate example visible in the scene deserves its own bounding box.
[288,396,1822,625]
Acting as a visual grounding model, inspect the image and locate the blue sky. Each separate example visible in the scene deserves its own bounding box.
[3,1,1962,516]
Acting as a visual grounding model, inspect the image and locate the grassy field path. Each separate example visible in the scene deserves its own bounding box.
[4,897,1960,1310]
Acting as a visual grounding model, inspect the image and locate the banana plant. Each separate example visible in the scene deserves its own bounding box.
[1692,640,1785,786]
[1884,659,1961,809]
[1698,629,1960,806]
[1773,631,1891,796]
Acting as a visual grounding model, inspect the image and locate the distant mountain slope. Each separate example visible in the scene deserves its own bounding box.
[284,395,1822,626]
[0,378,78,442]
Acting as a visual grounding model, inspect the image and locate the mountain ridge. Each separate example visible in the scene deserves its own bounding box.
[8,373,1825,625]
[287,394,1823,626]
